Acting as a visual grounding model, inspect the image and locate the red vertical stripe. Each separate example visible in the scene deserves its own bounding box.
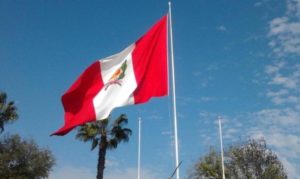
[52,62,103,136]
[132,15,168,104]
[53,15,168,136]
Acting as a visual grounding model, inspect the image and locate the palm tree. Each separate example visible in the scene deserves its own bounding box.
[0,92,18,134]
[76,114,132,179]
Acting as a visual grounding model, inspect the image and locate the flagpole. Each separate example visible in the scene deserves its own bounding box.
[218,116,225,179]
[168,2,180,179]
[138,117,142,179]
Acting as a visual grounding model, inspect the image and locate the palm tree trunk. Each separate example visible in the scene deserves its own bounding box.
[97,136,107,179]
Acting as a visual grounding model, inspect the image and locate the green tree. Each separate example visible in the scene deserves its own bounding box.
[189,138,287,179]
[76,114,132,179]
[189,148,229,179]
[0,134,55,179]
[0,92,18,133]
[227,138,287,179]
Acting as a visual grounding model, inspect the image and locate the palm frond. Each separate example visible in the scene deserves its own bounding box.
[110,126,132,143]
[0,121,4,133]
[114,114,128,127]
[107,138,118,149]
[3,102,18,120]
[0,92,7,106]
[0,92,18,133]
[100,118,109,128]
[76,122,100,142]
[91,138,99,151]
[75,114,132,151]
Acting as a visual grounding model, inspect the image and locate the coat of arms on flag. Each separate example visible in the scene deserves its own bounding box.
[52,15,168,136]
[104,60,127,90]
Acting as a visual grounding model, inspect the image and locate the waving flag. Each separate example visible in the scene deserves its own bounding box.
[53,16,168,136]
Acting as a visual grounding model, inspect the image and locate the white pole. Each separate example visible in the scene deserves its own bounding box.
[168,2,180,179]
[138,117,142,179]
[218,117,225,179]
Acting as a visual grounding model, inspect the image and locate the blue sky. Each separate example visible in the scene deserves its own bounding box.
[1,0,300,178]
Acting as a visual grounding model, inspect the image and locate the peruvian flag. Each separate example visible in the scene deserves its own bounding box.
[52,16,168,135]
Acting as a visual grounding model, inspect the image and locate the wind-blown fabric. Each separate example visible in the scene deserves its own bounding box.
[53,16,168,136]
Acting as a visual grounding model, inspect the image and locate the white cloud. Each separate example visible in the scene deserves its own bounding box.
[254,2,263,7]
[178,96,216,107]
[266,133,300,158]
[269,17,289,36]
[247,57,300,178]
[269,95,299,105]
[268,0,300,56]
[161,130,172,136]
[266,89,289,97]
[49,166,95,179]
[50,165,162,179]
[200,97,216,102]
[249,59,300,177]
[217,25,227,31]
[240,1,300,178]
[286,0,300,17]
[198,111,219,123]
[266,62,299,89]
[265,61,285,74]
[247,115,300,178]
[223,128,239,140]
[269,73,297,88]
[280,157,300,179]
[265,61,300,106]
[255,108,300,127]
[105,158,120,168]
[105,167,161,179]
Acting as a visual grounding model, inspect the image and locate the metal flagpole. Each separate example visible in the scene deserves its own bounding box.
[168,2,180,179]
[138,117,142,179]
[218,116,226,179]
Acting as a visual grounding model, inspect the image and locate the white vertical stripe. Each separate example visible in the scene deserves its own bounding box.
[100,45,135,83]
[93,44,137,120]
